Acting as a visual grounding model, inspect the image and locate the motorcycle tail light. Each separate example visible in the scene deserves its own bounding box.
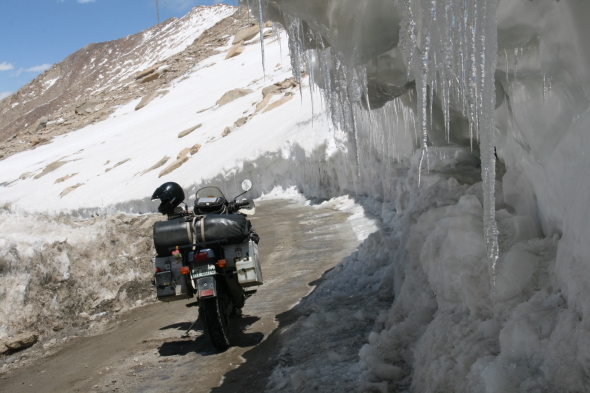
[218,259,226,268]
[200,289,214,297]
[194,252,209,262]
[181,267,190,275]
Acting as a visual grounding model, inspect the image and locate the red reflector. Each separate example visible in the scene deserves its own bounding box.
[155,267,162,273]
[181,266,190,275]
[194,252,209,262]
[200,289,214,297]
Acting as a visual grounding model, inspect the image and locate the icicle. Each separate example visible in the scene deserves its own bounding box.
[505,49,508,79]
[543,73,546,104]
[397,0,417,81]
[443,77,450,142]
[285,14,303,87]
[468,0,479,147]
[305,47,317,125]
[352,108,362,178]
[478,0,500,296]
[297,20,305,101]
[514,47,519,81]
[272,24,283,61]
[246,0,250,24]
[257,0,266,79]
[417,1,434,185]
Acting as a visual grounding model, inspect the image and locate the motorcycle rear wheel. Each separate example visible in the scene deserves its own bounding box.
[201,296,230,351]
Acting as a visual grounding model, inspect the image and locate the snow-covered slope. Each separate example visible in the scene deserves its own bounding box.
[0,4,235,141]
[0,32,327,213]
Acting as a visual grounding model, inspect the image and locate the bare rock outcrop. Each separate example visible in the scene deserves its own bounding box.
[0,340,9,355]
[190,144,201,155]
[5,332,39,351]
[263,94,294,113]
[159,157,189,178]
[178,124,202,138]
[262,85,279,97]
[60,183,83,197]
[256,93,275,113]
[232,25,259,44]
[33,116,49,132]
[34,159,69,179]
[55,173,79,184]
[105,158,131,172]
[134,66,158,80]
[256,77,299,112]
[135,91,158,111]
[158,147,196,177]
[226,45,245,59]
[217,88,254,107]
[141,156,170,176]
[136,90,170,110]
[139,72,161,83]
[177,148,191,159]
[75,100,102,115]
[234,117,248,127]
[19,172,34,180]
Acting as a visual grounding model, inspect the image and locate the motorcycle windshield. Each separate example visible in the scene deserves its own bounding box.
[195,187,225,199]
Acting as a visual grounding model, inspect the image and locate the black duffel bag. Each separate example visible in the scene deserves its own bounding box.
[153,214,251,256]
[190,214,250,245]
[153,217,192,256]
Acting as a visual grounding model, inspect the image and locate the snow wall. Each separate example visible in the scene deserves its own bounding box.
[0,207,161,341]
[225,0,590,391]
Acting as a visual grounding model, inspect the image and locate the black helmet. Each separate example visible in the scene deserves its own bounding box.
[152,182,185,215]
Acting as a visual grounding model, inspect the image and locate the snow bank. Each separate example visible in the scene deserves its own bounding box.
[0,205,160,340]
[223,143,568,391]
[243,0,590,390]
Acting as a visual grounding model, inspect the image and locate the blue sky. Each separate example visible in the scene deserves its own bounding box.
[0,0,239,100]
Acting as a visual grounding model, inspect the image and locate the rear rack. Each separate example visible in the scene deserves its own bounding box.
[168,239,229,252]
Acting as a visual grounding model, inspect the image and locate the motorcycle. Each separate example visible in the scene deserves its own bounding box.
[151,179,262,350]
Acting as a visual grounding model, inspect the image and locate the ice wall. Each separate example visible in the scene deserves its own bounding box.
[242,0,590,390]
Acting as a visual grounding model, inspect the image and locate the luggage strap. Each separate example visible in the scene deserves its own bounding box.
[190,216,206,248]
[200,217,206,243]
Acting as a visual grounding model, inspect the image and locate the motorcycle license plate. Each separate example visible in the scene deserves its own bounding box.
[192,264,216,278]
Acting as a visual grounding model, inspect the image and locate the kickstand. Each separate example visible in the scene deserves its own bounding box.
[182,308,202,338]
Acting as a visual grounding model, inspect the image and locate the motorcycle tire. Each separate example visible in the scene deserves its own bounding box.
[201,296,230,351]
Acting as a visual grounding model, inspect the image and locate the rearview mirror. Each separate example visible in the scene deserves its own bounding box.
[241,179,252,192]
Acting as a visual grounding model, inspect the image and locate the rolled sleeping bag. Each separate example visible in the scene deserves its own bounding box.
[191,214,250,245]
[153,217,192,256]
[153,214,252,256]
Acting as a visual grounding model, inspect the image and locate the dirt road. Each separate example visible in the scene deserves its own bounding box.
[0,199,360,392]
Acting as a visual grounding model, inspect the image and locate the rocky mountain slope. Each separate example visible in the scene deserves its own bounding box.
[0,4,248,160]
